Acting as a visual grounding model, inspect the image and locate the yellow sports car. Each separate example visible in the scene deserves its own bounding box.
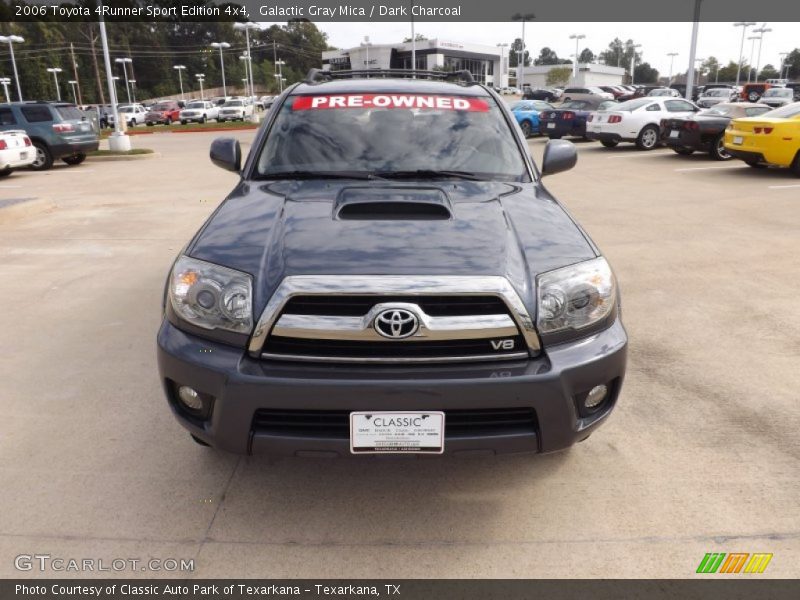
[724,102,800,174]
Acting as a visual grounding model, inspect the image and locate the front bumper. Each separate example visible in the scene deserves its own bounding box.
[157,318,628,457]
[539,120,585,137]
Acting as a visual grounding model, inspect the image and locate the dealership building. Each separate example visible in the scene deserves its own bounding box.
[517,63,626,87]
[322,39,509,87]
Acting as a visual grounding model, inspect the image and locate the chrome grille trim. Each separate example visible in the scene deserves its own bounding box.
[248,276,540,358]
[260,352,531,364]
[272,302,519,342]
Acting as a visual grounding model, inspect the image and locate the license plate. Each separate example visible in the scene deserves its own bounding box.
[547,122,556,129]
[19,151,27,160]
[669,130,680,138]
[733,136,743,145]
[350,411,445,454]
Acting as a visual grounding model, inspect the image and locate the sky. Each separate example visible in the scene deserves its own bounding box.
[262,21,799,77]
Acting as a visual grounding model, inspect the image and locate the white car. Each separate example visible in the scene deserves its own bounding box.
[647,88,681,98]
[179,101,219,124]
[0,130,35,177]
[216,99,254,122]
[107,104,148,127]
[586,96,699,150]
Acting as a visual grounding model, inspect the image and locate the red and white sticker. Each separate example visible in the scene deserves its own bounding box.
[292,94,490,112]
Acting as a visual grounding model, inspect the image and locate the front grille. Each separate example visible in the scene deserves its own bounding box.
[263,335,526,359]
[252,408,538,439]
[281,295,511,317]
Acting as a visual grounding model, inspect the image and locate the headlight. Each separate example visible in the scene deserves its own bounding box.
[536,257,616,335]
[168,256,253,334]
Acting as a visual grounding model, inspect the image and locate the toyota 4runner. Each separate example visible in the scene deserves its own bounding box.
[157,69,628,457]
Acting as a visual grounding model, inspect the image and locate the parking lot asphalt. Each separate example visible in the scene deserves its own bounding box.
[0,130,797,579]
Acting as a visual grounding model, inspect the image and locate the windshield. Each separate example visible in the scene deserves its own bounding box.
[152,103,171,111]
[615,98,652,111]
[255,92,528,181]
[561,100,589,109]
[597,101,618,110]
[185,102,205,109]
[55,106,85,120]
[763,88,792,98]
[119,107,134,113]
[223,101,243,107]
[704,89,728,97]
[763,104,800,118]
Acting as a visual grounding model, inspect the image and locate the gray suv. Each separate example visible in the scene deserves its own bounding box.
[0,102,99,170]
[157,70,628,457]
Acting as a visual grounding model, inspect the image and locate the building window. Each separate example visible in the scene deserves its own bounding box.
[443,56,493,84]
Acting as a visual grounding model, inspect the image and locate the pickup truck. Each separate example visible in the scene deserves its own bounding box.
[157,69,628,457]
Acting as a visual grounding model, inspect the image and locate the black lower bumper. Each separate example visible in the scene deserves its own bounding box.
[157,319,628,457]
[726,148,766,163]
[51,140,100,159]
[585,132,625,143]
[539,121,586,138]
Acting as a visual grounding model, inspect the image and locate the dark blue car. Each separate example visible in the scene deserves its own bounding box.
[539,99,618,139]
[510,99,554,137]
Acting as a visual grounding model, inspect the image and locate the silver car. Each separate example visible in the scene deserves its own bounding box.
[758,87,797,109]
[696,88,737,108]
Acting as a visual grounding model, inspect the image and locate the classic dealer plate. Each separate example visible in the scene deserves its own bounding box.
[733,136,744,145]
[350,411,445,454]
[547,122,556,129]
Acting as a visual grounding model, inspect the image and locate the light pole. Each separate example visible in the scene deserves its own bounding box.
[569,34,585,82]
[129,79,137,104]
[195,73,205,100]
[667,52,678,85]
[233,22,258,103]
[97,0,130,151]
[747,35,760,82]
[629,43,642,85]
[684,0,701,101]
[779,52,788,79]
[512,13,535,91]
[733,22,756,88]
[360,36,372,74]
[275,59,285,91]
[752,25,771,82]
[173,65,186,100]
[210,42,231,96]
[0,77,11,102]
[496,43,508,88]
[115,57,132,103]
[46,67,63,101]
[0,35,24,101]
[694,58,704,85]
[67,79,78,103]
[239,55,251,97]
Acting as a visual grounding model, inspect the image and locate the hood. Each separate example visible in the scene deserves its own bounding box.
[188,181,596,313]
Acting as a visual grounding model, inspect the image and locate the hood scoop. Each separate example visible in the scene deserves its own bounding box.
[334,187,452,221]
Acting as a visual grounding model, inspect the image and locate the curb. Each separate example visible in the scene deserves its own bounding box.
[86,152,160,162]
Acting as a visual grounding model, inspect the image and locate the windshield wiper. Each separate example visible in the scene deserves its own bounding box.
[375,169,481,181]
[256,170,382,181]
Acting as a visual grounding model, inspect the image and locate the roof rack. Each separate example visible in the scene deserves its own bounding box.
[304,68,476,85]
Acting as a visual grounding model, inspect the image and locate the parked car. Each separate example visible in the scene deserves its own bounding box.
[157,71,628,456]
[0,102,99,170]
[259,95,277,109]
[561,87,614,102]
[740,83,772,102]
[724,102,800,173]
[599,86,627,99]
[179,100,219,124]
[108,104,148,127]
[758,87,797,109]
[647,88,681,98]
[84,104,112,128]
[586,96,699,150]
[618,85,662,102]
[696,88,738,108]
[523,87,562,102]
[216,99,254,122]
[509,99,554,137]
[0,129,34,177]
[539,99,618,139]
[661,102,772,160]
[145,101,182,126]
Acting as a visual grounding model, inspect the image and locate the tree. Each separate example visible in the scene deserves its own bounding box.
[546,66,572,86]
[716,60,746,83]
[508,38,531,68]
[758,64,779,80]
[701,57,720,82]
[534,47,567,66]
[633,62,659,84]
[578,48,595,64]
[403,34,428,43]
[784,48,800,80]
[598,38,642,72]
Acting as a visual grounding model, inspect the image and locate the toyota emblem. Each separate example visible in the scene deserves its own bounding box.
[374,308,419,339]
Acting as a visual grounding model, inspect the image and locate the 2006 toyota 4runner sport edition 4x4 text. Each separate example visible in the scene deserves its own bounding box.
[157,69,628,457]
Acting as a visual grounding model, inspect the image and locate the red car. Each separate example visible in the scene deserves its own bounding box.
[145,101,182,126]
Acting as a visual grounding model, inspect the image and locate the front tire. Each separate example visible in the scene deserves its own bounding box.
[636,125,660,150]
[166,117,172,125]
[709,134,732,161]
[0,168,12,178]
[600,140,618,148]
[790,152,800,177]
[180,120,187,125]
[520,120,532,137]
[62,153,86,166]
[748,91,760,102]
[200,115,206,124]
[130,119,136,127]
[30,142,53,171]
[672,146,695,155]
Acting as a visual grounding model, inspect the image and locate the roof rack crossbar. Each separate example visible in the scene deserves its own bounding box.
[303,68,476,85]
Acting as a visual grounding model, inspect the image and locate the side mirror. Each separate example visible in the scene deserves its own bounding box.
[210,137,241,173]
[540,139,577,177]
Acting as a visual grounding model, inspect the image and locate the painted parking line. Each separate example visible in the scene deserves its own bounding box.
[605,152,672,159]
[674,165,743,172]
[768,184,800,189]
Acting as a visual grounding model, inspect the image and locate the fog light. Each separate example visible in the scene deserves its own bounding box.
[584,384,608,409]
[178,386,203,411]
